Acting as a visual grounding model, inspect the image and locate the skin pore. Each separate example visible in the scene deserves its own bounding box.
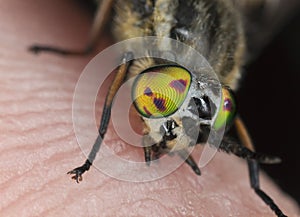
[0,0,299,216]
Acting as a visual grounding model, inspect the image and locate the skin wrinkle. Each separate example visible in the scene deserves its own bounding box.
[0,0,299,216]
[3,165,57,211]
[181,189,205,215]
[132,198,174,216]
[1,153,68,189]
[2,168,45,211]
[0,129,74,155]
[0,105,70,116]
[0,127,71,152]
[5,185,65,217]
[1,121,72,137]
[28,181,66,216]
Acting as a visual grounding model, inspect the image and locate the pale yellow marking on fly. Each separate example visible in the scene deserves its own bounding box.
[128,57,155,78]
[153,0,178,49]
[113,0,153,40]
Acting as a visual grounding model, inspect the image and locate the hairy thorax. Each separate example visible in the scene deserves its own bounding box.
[112,0,245,90]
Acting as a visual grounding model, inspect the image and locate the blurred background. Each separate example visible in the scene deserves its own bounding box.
[238,11,300,204]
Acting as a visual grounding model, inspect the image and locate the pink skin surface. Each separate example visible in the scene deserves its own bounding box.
[0,0,299,216]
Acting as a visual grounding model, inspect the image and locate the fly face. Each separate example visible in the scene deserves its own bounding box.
[131,63,223,164]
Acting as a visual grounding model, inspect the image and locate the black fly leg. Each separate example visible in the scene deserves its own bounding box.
[184,155,201,176]
[29,0,114,55]
[151,143,163,161]
[232,116,287,217]
[67,52,133,182]
[219,138,281,164]
[178,150,201,175]
[219,139,286,216]
[248,159,287,217]
[142,134,156,166]
[143,146,152,166]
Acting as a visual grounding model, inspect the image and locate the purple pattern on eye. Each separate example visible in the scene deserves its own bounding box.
[169,79,187,93]
[144,87,153,96]
[223,98,232,111]
[153,98,166,111]
[143,106,152,116]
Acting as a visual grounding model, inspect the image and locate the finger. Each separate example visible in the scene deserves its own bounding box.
[0,0,299,216]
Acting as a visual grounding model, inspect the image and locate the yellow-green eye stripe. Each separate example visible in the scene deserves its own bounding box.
[132,65,191,118]
[214,87,236,130]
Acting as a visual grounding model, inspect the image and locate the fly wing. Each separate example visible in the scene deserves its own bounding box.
[233,0,300,61]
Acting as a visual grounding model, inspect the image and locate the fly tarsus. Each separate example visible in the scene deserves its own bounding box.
[67,160,92,183]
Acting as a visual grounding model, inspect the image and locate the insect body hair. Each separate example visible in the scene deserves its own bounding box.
[113,0,245,89]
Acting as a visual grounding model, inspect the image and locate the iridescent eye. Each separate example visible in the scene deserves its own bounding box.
[132,65,191,118]
[214,87,236,131]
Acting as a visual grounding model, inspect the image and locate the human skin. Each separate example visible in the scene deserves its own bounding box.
[0,0,299,216]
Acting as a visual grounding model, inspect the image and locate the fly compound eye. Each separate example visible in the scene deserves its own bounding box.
[132,65,191,118]
[214,86,237,131]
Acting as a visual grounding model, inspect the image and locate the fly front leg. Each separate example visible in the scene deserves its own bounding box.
[29,0,114,55]
[142,135,154,166]
[178,149,201,176]
[67,51,133,182]
[143,145,152,166]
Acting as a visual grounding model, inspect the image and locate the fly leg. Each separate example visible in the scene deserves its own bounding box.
[29,0,114,55]
[67,51,133,182]
[218,137,281,164]
[247,159,287,217]
[178,150,201,176]
[234,116,287,217]
[142,135,152,166]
